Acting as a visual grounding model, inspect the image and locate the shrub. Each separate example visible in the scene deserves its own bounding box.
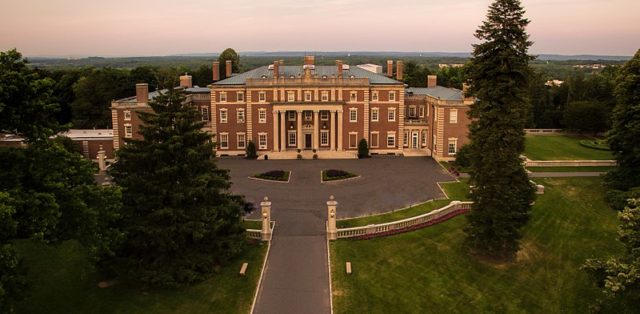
[245,141,257,159]
[254,170,289,181]
[358,138,369,159]
[605,187,640,211]
[578,139,611,151]
[323,169,357,181]
[454,144,472,168]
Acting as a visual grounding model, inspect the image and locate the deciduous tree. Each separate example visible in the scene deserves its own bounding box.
[463,0,535,259]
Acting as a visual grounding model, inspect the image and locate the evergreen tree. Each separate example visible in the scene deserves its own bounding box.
[108,75,246,287]
[463,0,535,259]
[357,138,369,159]
[245,141,257,159]
[605,49,640,190]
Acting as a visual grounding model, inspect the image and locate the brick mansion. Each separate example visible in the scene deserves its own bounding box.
[108,56,472,161]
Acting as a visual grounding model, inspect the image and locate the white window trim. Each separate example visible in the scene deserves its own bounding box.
[349,108,357,123]
[258,108,267,123]
[201,107,209,121]
[304,91,312,102]
[259,91,266,102]
[422,130,428,147]
[287,91,295,102]
[237,92,244,102]
[321,91,329,102]
[320,130,329,146]
[450,109,458,124]
[124,110,131,121]
[371,107,379,122]
[370,131,379,148]
[219,132,229,149]
[287,130,297,147]
[409,106,417,118]
[387,131,396,148]
[124,123,133,138]
[448,137,458,155]
[419,106,425,118]
[237,108,245,123]
[388,108,396,122]
[219,109,228,123]
[389,91,396,102]
[348,132,358,149]
[288,111,296,121]
[258,132,268,150]
[403,130,409,147]
[350,91,357,102]
[304,111,312,121]
[237,133,246,149]
[372,91,379,102]
[220,92,227,102]
[320,111,329,121]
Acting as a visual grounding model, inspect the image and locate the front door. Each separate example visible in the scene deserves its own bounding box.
[412,132,419,148]
[305,133,312,149]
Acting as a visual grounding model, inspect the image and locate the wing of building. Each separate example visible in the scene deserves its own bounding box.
[109,56,473,161]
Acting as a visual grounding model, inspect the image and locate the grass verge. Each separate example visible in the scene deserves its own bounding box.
[331,177,626,313]
[526,166,615,172]
[15,239,267,314]
[524,135,613,160]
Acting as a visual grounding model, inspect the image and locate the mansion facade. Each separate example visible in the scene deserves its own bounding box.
[111,56,472,161]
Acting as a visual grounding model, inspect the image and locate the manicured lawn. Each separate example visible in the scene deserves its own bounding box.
[526,166,615,172]
[337,180,469,228]
[331,177,625,313]
[322,169,357,182]
[524,135,613,160]
[252,170,290,182]
[242,219,262,230]
[15,239,267,314]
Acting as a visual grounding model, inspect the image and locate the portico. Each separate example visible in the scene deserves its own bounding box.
[273,104,343,152]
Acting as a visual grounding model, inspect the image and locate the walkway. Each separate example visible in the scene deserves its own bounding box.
[218,157,451,314]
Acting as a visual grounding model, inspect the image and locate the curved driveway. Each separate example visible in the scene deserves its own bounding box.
[217,156,453,314]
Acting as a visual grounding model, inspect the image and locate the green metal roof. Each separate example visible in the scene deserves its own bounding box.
[214,65,403,85]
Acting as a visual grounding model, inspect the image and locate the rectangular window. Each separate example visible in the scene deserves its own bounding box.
[304,111,312,121]
[201,107,209,121]
[237,92,244,102]
[258,109,267,123]
[388,108,396,122]
[387,132,396,148]
[287,91,295,102]
[320,130,329,146]
[419,106,425,118]
[258,133,267,149]
[389,91,396,101]
[372,91,379,101]
[349,132,358,149]
[350,91,357,102]
[219,133,229,149]
[320,111,329,121]
[220,92,227,102]
[408,106,416,118]
[450,109,458,124]
[237,133,246,149]
[448,138,458,155]
[304,91,312,102]
[124,124,132,138]
[321,91,329,102]
[403,130,409,147]
[237,108,245,123]
[219,109,228,123]
[288,111,296,121]
[371,108,379,122]
[371,132,379,148]
[259,91,266,102]
[421,130,428,147]
[288,131,297,147]
[124,110,131,121]
[349,108,357,122]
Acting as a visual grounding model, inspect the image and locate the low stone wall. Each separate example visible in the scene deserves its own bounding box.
[524,129,564,134]
[336,201,472,240]
[525,160,616,167]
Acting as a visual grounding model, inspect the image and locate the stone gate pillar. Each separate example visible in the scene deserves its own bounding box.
[261,196,272,241]
[97,145,106,173]
[327,195,338,240]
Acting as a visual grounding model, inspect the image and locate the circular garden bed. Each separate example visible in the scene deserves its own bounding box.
[322,169,358,182]
[251,170,290,182]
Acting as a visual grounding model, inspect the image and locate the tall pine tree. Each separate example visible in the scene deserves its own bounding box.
[464,0,535,259]
[108,74,246,287]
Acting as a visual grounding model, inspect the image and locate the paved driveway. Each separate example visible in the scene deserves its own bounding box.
[217,156,453,314]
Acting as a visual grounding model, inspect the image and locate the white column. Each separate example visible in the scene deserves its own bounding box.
[337,110,343,151]
[272,111,279,151]
[297,110,303,150]
[313,110,320,151]
[280,111,286,151]
[261,197,272,241]
[330,110,336,151]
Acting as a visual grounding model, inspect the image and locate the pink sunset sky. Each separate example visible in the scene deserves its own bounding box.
[1,0,638,57]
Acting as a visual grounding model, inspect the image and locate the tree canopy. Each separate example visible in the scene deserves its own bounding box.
[463,0,535,259]
[107,74,246,287]
[218,48,240,80]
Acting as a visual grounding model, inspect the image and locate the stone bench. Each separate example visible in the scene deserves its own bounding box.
[346,262,352,275]
[240,262,248,276]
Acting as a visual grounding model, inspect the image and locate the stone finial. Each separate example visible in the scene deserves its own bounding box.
[264,196,269,202]
[329,195,334,201]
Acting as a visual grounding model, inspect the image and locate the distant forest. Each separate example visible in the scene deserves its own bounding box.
[24,53,625,134]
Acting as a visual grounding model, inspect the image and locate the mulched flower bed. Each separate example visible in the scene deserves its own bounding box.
[322,169,357,182]
[253,170,290,182]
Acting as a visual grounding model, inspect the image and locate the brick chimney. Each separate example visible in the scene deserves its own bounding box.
[396,60,403,81]
[225,60,232,77]
[304,55,315,66]
[462,83,470,96]
[427,75,437,88]
[273,60,280,79]
[212,61,220,81]
[336,60,343,78]
[136,83,148,104]
[179,73,192,88]
[386,60,393,77]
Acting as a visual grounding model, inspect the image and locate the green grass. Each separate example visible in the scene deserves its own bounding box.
[337,180,470,228]
[331,177,626,313]
[526,166,615,172]
[253,170,290,181]
[242,219,262,230]
[524,135,614,160]
[322,169,357,182]
[440,161,471,173]
[15,239,267,314]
